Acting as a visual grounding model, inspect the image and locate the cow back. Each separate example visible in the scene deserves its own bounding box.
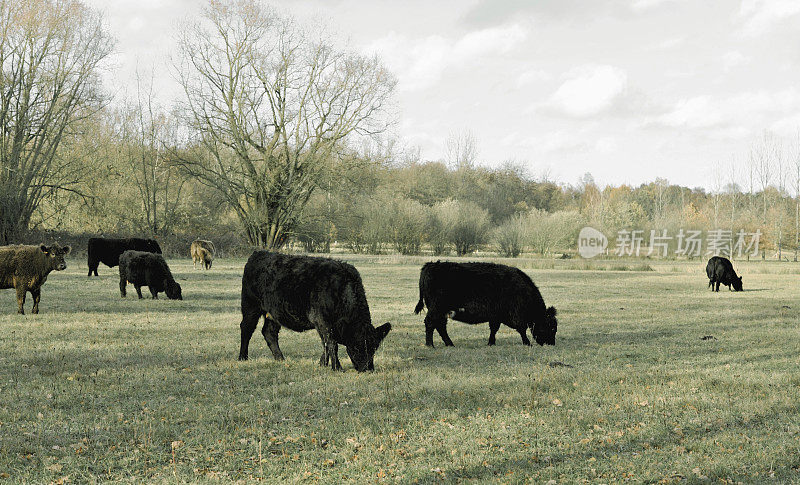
[242,251,371,335]
[420,261,546,322]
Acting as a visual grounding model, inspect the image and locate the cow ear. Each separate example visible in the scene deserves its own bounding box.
[39,244,49,254]
[375,322,392,341]
[62,245,71,255]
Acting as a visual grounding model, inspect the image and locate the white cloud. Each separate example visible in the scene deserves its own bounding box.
[655,96,725,129]
[648,36,685,50]
[453,24,527,60]
[365,33,450,92]
[770,114,800,136]
[515,68,551,88]
[594,137,618,153]
[739,0,800,36]
[631,0,680,12]
[542,65,628,118]
[722,51,749,71]
[520,130,590,154]
[651,89,800,136]
[364,24,527,92]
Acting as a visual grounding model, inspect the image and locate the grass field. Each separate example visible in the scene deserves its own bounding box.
[1,255,799,483]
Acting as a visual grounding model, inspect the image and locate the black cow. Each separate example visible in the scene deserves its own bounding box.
[238,251,392,372]
[88,237,162,276]
[119,250,182,300]
[414,261,558,347]
[706,256,742,292]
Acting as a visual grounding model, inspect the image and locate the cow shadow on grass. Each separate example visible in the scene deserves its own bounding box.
[59,296,237,315]
[429,403,800,482]
[0,285,240,315]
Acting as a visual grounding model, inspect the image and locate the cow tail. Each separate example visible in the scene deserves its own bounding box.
[414,288,424,314]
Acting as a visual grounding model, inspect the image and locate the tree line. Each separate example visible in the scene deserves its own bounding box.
[2,0,799,260]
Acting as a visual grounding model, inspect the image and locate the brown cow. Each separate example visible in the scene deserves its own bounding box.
[190,239,214,270]
[0,244,71,314]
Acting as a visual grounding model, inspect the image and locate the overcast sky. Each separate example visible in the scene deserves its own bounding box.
[84,0,800,188]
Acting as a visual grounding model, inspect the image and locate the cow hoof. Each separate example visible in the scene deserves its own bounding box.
[238,355,248,361]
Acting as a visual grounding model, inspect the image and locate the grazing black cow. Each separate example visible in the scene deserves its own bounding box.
[88,237,162,276]
[706,256,742,292]
[119,250,182,300]
[414,261,558,347]
[238,251,392,372]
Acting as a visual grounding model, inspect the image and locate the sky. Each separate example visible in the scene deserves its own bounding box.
[83,0,800,189]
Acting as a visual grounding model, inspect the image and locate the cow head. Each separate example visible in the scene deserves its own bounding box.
[164,279,183,300]
[40,244,71,271]
[533,306,558,346]
[732,276,743,291]
[346,322,392,372]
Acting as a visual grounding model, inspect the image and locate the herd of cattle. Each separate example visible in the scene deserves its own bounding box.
[0,237,746,371]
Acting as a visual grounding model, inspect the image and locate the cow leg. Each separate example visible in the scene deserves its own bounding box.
[715,281,721,292]
[15,284,26,315]
[708,279,713,289]
[238,310,261,361]
[30,288,41,314]
[315,326,330,367]
[318,344,329,367]
[518,328,532,346]
[150,287,159,299]
[436,321,455,347]
[88,258,99,277]
[317,337,341,371]
[488,321,501,346]
[329,343,342,371]
[424,312,439,347]
[261,316,285,361]
[425,312,453,347]
[313,317,341,371]
[119,276,127,297]
[135,285,144,299]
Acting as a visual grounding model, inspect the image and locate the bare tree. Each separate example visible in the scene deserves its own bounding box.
[710,164,723,227]
[725,156,738,229]
[0,0,112,243]
[444,129,478,170]
[751,131,777,224]
[653,177,669,224]
[119,72,185,236]
[775,140,786,260]
[173,0,395,248]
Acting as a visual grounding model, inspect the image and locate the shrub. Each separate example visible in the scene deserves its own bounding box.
[526,209,585,255]
[389,198,428,255]
[493,214,527,257]
[344,195,391,254]
[433,199,490,256]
